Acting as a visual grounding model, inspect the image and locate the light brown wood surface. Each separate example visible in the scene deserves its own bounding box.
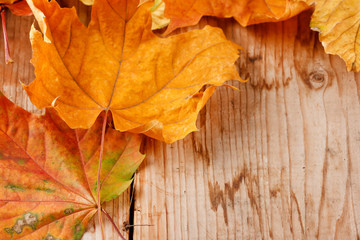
[1,4,360,240]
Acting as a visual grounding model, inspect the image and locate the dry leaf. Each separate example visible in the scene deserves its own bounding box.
[161,0,310,34]
[24,0,242,143]
[0,91,144,239]
[310,0,360,72]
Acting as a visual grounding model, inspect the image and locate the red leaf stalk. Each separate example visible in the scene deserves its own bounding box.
[1,8,13,64]
[97,110,108,240]
[102,208,126,240]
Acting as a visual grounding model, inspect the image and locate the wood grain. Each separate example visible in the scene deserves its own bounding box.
[0,10,39,113]
[2,4,360,240]
[133,11,360,240]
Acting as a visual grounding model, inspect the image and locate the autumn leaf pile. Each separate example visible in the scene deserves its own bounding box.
[0,0,359,239]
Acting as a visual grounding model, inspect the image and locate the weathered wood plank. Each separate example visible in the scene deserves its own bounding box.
[0,11,39,113]
[133,11,360,240]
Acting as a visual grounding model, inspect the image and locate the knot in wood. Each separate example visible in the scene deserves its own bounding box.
[308,70,327,89]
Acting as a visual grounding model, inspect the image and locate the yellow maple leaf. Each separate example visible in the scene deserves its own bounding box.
[24,0,242,143]
[310,0,360,72]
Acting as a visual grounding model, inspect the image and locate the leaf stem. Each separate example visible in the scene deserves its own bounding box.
[1,8,13,64]
[97,110,109,240]
[101,208,126,240]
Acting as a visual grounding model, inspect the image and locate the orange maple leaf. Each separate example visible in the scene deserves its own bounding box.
[161,0,310,34]
[0,91,144,239]
[24,0,242,144]
[0,0,32,63]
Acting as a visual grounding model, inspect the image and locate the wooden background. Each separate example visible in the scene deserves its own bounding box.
[1,2,360,239]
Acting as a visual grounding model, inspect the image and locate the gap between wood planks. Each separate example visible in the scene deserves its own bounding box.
[125,172,154,240]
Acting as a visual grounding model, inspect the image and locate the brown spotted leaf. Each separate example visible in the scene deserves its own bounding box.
[0,92,144,239]
[24,0,242,144]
